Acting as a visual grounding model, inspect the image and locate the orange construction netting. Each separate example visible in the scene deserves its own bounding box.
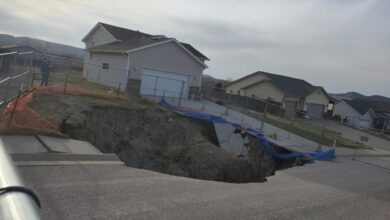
[0,83,124,134]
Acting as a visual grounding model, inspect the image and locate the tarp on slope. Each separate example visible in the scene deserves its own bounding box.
[160,99,335,161]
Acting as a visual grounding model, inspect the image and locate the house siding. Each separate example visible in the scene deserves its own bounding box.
[333,100,374,128]
[244,81,284,102]
[85,26,116,49]
[225,74,268,94]
[304,89,329,112]
[84,52,128,89]
[128,41,204,88]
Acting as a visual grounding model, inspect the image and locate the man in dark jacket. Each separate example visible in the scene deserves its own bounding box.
[40,58,50,86]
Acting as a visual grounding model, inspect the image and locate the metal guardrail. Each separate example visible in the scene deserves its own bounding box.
[0,139,41,220]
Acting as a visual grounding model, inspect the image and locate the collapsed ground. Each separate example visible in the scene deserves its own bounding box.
[27,92,303,183]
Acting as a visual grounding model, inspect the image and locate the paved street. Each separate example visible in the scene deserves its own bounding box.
[19,158,390,219]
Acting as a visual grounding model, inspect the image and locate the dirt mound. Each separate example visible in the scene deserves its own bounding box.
[27,92,298,183]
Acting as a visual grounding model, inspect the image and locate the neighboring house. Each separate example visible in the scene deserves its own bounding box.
[333,99,390,130]
[225,71,331,118]
[82,22,209,97]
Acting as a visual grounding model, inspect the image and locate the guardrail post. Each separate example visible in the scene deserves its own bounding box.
[0,139,41,219]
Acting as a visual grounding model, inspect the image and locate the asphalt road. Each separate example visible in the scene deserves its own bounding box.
[19,158,390,220]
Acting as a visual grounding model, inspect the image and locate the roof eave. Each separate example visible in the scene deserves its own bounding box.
[126,38,208,68]
[82,22,120,43]
[88,49,126,54]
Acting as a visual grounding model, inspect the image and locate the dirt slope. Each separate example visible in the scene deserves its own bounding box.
[28,92,295,183]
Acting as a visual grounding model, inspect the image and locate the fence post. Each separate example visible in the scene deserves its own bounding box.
[30,71,36,89]
[260,100,269,132]
[153,76,158,102]
[224,93,231,115]
[63,72,69,93]
[381,119,388,134]
[97,69,101,83]
[287,119,293,140]
[178,80,185,107]
[27,52,34,89]
[3,53,17,102]
[317,120,327,151]
[117,82,121,98]
[7,90,21,131]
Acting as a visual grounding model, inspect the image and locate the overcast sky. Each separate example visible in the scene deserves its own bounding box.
[0,0,389,96]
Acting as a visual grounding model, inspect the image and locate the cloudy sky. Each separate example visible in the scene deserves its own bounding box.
[0,0,389,95]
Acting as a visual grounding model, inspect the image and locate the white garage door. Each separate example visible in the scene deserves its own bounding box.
[140,68,189,98]
[307,103,324,118]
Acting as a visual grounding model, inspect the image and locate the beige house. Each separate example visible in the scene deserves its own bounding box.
[82,22,209,97]
[225,71,331,118]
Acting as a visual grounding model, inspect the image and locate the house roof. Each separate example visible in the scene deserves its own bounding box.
[343,99,373,115]
[343,99,390,115]
[0,44,39,53]
[89,22,209,61]
[239,71,326,98]
[180,43,209,60]
[99,22,151,40]
[88,36,172,53]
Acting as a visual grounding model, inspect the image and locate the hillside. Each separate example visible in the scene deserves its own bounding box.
[331,91,390,103]
[0,34,83,59]
[201,74,230,91]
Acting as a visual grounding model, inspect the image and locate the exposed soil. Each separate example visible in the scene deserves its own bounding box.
[28,92,302,183]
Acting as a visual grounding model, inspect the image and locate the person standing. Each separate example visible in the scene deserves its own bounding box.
[40,58,50,86]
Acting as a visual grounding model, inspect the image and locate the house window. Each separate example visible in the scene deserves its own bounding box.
[102,63,109,69]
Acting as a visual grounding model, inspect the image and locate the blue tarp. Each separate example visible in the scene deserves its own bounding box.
[160,99,335,161]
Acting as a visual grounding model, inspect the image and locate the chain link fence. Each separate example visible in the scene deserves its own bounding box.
[200,84,390,154]
[2,50,389,155]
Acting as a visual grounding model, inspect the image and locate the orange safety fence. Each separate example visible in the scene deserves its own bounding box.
[1,83,126,134]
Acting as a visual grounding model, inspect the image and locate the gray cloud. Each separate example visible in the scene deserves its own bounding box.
[0,0,389,96]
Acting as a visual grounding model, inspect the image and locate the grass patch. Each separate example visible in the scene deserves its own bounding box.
[263,114,368,149]
[33,71,130,99]
[221,102,369,149]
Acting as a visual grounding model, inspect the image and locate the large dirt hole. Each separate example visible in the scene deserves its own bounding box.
[30,93,303,183]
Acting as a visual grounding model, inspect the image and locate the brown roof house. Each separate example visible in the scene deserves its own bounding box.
[82,22,209,98]
[225,71,332,118]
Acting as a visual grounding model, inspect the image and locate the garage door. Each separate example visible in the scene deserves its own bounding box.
[140,68,189,98]
[307,103,324,118]
[284,101,297,118]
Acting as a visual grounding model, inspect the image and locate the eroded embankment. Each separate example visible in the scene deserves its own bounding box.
[29,93,302,183]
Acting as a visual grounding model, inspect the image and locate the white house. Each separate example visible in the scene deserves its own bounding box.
[81,22,209,98]
[225,71,332,118]
[333,99,380,129]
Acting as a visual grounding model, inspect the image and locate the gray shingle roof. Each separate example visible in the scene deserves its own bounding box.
[88,36,171,53]
[95,22,209,60]
[100,22,151,40]
[242,71,323,98]
[344,99,390,115]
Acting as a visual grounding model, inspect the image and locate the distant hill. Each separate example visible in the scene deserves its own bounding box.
[202,74,230,91]
[331,91,390,103]
[0,34,83,59]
